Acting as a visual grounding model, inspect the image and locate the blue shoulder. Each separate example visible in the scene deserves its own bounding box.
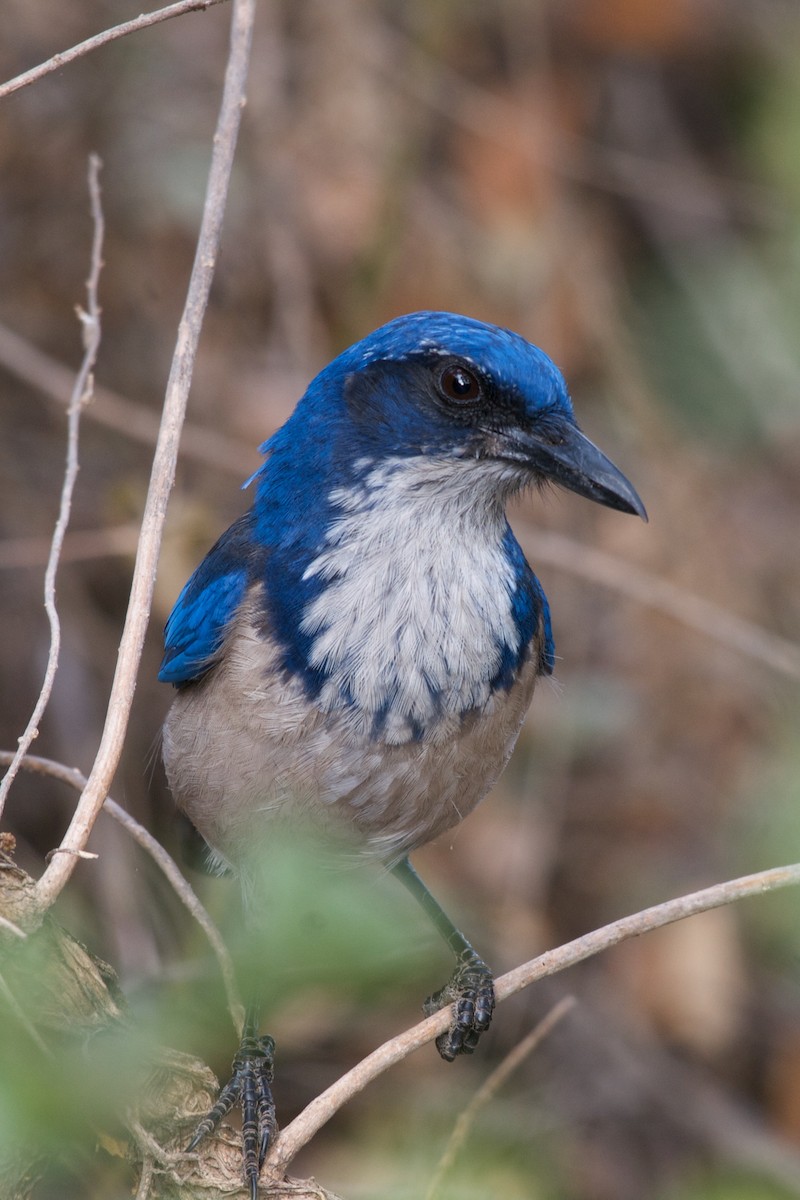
[492,528,555,688]
[158,512,264,686]
[531,577,555,675]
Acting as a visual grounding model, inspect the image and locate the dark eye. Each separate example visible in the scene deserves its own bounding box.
[439,363,481,405]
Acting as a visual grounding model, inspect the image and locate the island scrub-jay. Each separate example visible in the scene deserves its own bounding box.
[159,311,646,1194]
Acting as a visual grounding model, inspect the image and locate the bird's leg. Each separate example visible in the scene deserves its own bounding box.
[186,996,277,1200]
[393,856,495,1061]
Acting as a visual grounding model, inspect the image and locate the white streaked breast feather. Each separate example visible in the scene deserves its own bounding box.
[300,455,522,742]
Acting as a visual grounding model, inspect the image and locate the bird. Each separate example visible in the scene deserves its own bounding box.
[158,310,646,1196]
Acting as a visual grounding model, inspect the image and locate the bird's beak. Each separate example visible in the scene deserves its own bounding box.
[493,419,648,521]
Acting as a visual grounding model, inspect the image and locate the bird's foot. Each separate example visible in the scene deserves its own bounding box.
[423,949,495,1061]
[186,1032,277,1200]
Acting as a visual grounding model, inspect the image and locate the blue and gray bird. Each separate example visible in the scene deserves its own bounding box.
[159,310,646,1194]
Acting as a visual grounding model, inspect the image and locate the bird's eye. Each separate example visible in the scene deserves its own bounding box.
[439,364,481,405]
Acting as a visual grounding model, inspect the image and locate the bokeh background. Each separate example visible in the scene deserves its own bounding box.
[3,2,800,1197]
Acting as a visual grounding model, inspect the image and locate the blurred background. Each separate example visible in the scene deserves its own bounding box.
[2,1,800,1197]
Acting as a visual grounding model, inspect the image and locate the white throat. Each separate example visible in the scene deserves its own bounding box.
[300,455,524,743]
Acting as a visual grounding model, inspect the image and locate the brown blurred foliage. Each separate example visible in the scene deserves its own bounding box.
[3,2,800,1198]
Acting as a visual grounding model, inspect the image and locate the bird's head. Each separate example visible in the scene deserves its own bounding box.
[270,311,646,521]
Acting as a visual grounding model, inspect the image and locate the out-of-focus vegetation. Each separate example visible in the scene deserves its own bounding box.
[2,1,800,1197]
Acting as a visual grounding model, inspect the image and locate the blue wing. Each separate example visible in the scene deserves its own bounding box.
[158,512,263,686]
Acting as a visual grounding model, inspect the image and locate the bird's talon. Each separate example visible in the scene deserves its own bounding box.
[425,951,495,1061]
[185,1032,277,1194]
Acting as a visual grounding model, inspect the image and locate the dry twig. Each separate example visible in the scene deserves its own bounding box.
[525,528,800,682]
[264,860,800,1178]
[425,995,577,1200]
[0,524,142,571]
[0,320,248,476]
[0,0,231,100]
[0,914,26,940]
[0,155,105,823]
[134,1155,155,1200]
[0,749,243,1033]
[0,971,52,1056]
[34,0,257,914]
[106,795,244,1033]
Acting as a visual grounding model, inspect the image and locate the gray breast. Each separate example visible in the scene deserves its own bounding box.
[162,592,543,868]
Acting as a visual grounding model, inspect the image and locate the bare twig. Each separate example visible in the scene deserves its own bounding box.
[129,1116,184,1169]
[105,796,244,1033]
[0,321,249,476]
[0,156,104,823]
[0,0,231,101]
[0,749,243,1033]
[134,1157,154,1200]
[425,995,576,1200]
[265,861,800,1177]
[34,0,257,914]
[524,528,800,682]
[45,847,98,863]
[0,524,142,570]
[0,971,52,1056]
[0,915,27,940]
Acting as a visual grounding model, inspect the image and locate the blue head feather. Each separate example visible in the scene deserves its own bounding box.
[251,310,573,482]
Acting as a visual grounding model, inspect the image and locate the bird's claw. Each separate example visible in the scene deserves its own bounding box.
[186,1033,277,1199]
[423,949,495,1061]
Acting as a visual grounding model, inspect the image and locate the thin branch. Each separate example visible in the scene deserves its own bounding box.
[34,0,257,914]
[0,970,53,1056]
[0,915,27,940]
[0,0,230,101]
[426,995,576,1200]
[128,1116,185,1169]
[0,524,142,570]
[265,860,800,1178]
[134,1156,155,1200]
[105,796,244,1033]
[0,156,104,823]
[524,528,800,682]
[0,320,249,477]
[0,750,243,1033]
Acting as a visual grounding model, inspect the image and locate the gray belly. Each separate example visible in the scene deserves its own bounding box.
[162,607,541,867]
